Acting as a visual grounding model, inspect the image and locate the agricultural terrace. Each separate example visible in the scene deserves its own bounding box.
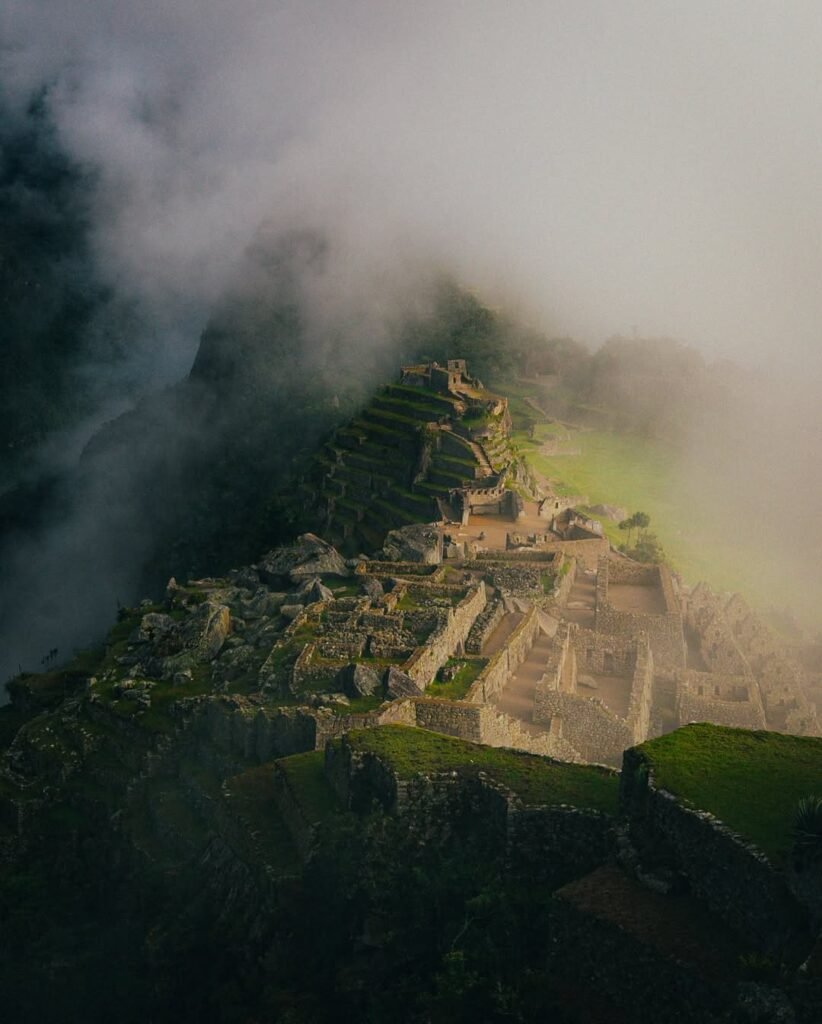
[343,725,619,811]
[636,723,822,862]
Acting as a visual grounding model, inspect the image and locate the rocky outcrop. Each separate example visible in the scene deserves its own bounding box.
[257,533,349,583]
[338,663,382,698]
[589,504,627,522]
[380,523,442,564]
[385,666,423,699]
[179,600,231,660]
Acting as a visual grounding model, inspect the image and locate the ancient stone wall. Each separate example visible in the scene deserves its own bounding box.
[383,696,577,759]
[573,627,636,675]
[621,747,810,954]
[549,555,577,607]
[626,635,654,742]
[533,689,632,767]
[465,780,612,886]
[327,735,614,884]
[604,560,657,586]
[272,761,319,858]
[682,584,749,676]
[355,560,439,579]
[401,581,487,687]
[471,550,559,563]
[541,624,576,694]
[477,704,581,759]
[507,804,614,878]
[465,606,541,703]
[191,696,319,762]
[595,558,685,670]
[479,563,543,595]
[412,697,484,743]
[465,597,505,654]
[543,537,609,569]
[291,643,339,693]
[676,670,766,729]
[682,583,819,735]
[185,693,406,765]
[324,741,398,811]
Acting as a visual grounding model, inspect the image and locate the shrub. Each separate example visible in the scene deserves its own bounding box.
[793,794,822,863]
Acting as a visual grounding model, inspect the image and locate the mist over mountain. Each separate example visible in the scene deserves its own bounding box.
[3,2,822,677]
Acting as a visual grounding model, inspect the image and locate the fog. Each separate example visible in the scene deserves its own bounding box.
[3,1,822,680]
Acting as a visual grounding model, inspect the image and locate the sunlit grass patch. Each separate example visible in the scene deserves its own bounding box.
[637,723,822,862]
[343,725,618,811]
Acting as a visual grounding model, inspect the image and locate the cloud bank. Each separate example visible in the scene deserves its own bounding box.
[3,1,822,681]
[5,0,822,370]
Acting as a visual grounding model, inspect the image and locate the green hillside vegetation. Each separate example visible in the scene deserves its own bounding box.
[509,416,805,617]
[426,657,487,699]
[636,723,822,861]
[276,750,341,824]
[343,725,619,811]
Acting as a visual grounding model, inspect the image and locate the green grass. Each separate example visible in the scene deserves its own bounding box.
[426,657,487,699]
[344,725,619,811]
[637,724,822,862]
[344,694,386,714]
[276,750,341,823]
[515,422,813,616]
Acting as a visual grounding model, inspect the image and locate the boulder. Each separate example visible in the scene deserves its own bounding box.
[237,589,288,620]
[380,523,442,565]
[226,566,261,590]
[296,577,335,604]
[578,674,599,690]
[361,577,384,600]
[280,603,304,621]
[385,666,423,699]
[178,600,231,660]
[136,612,176,644]
[338,663,383,699]
[257,533,348,584]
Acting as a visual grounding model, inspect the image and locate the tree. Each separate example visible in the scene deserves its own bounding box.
[632,511,651,540]
[632,531,665,564]
[618,511,651,548]
[794,795,822,866]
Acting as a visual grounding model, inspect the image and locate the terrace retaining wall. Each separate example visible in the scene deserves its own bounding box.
[465,606,541,704]
[620,746,810,954]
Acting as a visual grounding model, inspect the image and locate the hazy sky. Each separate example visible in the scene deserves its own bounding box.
[5,1,822,376]
[3,1,822,679]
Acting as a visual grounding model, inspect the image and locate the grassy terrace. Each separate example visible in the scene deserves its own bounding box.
[362,406,424,433]
[426,657,487,699]
[636,724,822,862]
[276,750,341,824]
[386,383,460,413]
[372,395,447,423]
[344,725,619,811]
